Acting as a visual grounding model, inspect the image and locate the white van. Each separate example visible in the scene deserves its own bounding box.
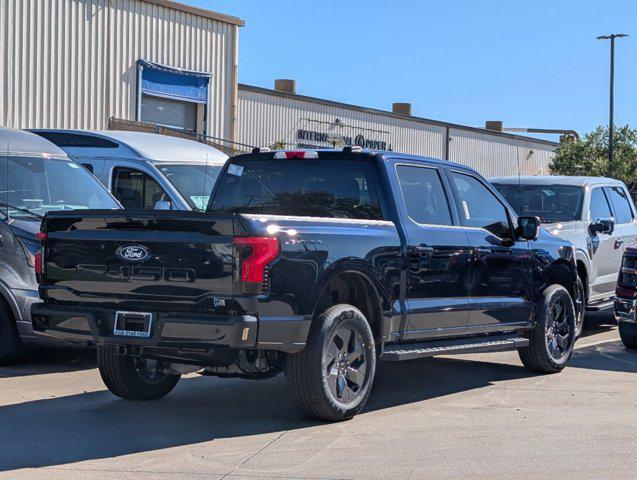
[31,130,228,211]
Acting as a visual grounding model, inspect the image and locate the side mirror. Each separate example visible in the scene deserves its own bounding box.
[590,217,614,235]
[154,200,172,211]
[517,216,541,241]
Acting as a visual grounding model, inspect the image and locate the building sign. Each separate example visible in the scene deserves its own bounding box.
[296,129,389,150]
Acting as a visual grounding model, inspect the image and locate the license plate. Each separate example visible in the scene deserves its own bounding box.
[114,311,153,338]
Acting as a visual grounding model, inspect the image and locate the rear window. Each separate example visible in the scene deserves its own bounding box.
[209,158,383,220]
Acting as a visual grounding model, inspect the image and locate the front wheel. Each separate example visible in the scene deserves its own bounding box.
[286,304,376,421]
[619,322,637,349]
[97,345,181,400]
[518,285,576,373]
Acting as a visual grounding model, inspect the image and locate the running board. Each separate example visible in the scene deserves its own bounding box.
[585,300,614,312]
[381,334,529,362]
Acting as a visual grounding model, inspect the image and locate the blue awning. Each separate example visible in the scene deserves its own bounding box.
[139,60,211,104]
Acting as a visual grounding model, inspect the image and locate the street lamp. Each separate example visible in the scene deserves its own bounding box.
[596,33,629,172]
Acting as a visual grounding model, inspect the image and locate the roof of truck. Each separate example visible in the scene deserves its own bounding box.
[490,175,625,188]
[30,129,228,164]
[0,126,68,158]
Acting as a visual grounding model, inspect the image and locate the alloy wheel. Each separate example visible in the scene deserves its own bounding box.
[545,297,574,362]
[323,327,370,405]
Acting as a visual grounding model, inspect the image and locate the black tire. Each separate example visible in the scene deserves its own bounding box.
[0,300,23,365]
[518,285,576,373]
[286,304,376,421]
[97,345,181,400]
[574,276,585,339]
[619,322,637,349]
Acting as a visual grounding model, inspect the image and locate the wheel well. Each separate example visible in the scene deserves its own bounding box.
[314,272,382,343]
[545,263,576,301]
[576,260,588,301]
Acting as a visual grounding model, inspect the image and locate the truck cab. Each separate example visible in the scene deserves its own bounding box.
[31,130,228,211]
[492,176,637,336]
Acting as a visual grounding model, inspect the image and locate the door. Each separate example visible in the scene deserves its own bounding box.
[605,185,637,289]
[447,171,534,330]
[395,164,473,339]
[587,187,622,300]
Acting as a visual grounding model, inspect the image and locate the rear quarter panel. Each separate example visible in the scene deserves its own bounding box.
[237,215,402,320]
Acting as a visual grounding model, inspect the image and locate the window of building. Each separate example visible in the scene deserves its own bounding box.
[112,168,169,210]
[396,165,452,225]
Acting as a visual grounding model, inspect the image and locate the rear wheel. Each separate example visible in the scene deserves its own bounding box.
[518,285,576,373]
[0,301,23,365]
[286,304,376,421]
[619,322,637,349]
[97,345,181,400]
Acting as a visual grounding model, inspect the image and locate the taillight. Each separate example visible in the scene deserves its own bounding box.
[36,232,48,240]
[34,251,43,275]
[233,237,279,284]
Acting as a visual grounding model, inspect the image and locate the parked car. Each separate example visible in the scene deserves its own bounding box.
[32,148,578,421]
[614,246,637,349]
[491,176,637,337]
[31,130,228,211]
[0,126,121,364]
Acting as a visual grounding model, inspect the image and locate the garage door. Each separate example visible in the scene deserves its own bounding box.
[140,95,197,131]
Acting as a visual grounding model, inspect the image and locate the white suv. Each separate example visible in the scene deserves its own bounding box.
[491,176,637,336]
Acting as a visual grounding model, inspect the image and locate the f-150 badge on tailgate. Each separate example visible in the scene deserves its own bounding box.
[117,245,150,261]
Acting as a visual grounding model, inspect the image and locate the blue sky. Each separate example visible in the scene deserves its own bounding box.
[188,1,635,140]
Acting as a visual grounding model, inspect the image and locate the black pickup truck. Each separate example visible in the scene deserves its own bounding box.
[32,148,579,421]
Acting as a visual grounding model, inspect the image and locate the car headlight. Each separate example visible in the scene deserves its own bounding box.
[17,236,40,268]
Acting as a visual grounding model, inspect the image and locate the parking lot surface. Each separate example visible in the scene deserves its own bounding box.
[0,314,635,480]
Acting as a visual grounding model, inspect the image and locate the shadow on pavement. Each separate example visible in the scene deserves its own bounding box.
[571,340,637,374]
[0,355,533,472]
[0,344,96,379]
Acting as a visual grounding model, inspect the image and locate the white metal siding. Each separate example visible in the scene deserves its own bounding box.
[237,88,447,158]
[0,0,238,140]
[448,128,555,178]
[237,87,556,177]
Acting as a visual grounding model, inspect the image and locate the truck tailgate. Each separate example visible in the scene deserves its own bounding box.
[40,211,237,312]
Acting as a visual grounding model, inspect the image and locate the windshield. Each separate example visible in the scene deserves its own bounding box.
[209,159,383,220]
[154,163,223,210]
[0,156,120,219]
[493,183,584,223]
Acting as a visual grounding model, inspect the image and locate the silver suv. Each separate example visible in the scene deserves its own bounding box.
[0,127,121,364]
[492,176,637,336]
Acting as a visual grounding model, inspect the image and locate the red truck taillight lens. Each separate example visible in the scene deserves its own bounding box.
[233,237,279,283]
[34,251,43,275]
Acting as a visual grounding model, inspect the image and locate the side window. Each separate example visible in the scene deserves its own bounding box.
[589,187,613,221]
[396,165,452,225]
[450,171,511,238]
[112,168,169,210]
[605,186,634,224]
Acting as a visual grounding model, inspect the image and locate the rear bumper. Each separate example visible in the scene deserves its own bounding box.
[614,297,637,325]
[31,304,310,353]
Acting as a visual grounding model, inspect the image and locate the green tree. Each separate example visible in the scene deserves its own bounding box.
[549,125,637,191]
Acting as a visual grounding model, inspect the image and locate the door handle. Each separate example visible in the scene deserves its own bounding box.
[410,244,434,255]
[615,239,624,249]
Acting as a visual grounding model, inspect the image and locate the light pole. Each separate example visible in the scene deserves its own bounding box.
[597,33,629,172]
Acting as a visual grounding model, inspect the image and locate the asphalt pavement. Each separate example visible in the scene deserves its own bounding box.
[0,312,635,480]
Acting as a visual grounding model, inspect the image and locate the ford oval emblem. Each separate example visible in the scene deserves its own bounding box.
[117,245,150,262]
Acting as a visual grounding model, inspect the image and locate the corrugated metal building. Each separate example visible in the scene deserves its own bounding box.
[0,0,243,141]
[237,83,557,177]
[1,0,557,177]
